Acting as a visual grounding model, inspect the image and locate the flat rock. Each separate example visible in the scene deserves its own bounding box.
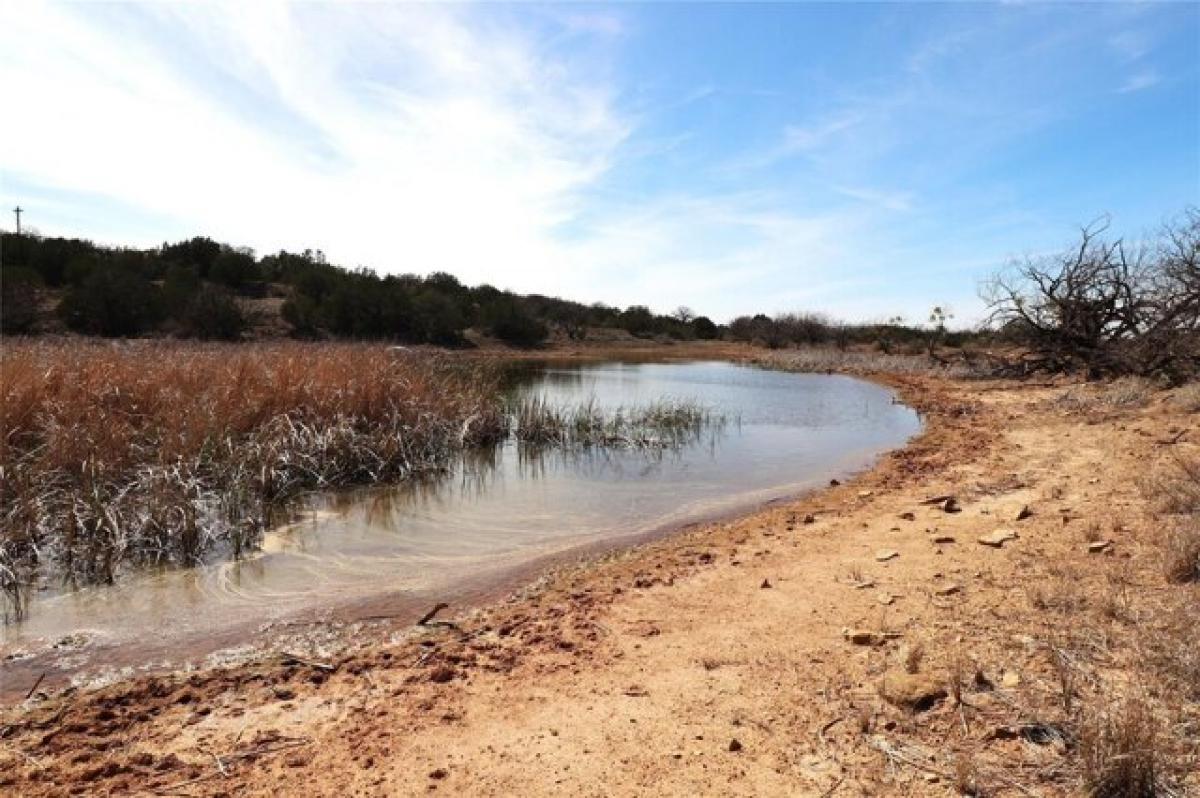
[978,529,1019,548]
[934,584,961,596]
[879,670,947,711]
[843,628,899,646]
[1088,540,1113,554]
[875,549,899,562]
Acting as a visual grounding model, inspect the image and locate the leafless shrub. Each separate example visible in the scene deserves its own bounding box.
[984,210,1200,384]
[1078,694,1160,798]
[1161,519,1200,584]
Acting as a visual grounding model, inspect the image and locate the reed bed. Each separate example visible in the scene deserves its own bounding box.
[0,341,725,621]
[510,395,720,449]
[0,340,508,618]
[752,347,982,378]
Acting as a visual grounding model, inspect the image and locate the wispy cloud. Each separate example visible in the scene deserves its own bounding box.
[0,2,629,287]
[833,186,915,213]
[782,112,865,154]
[1109,30,1151,62]
[1,1,1193,326]
[1117,69,1161,94]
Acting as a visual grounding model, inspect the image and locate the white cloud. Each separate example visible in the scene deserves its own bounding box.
[3,2,1183,327]
[1108,30,1151,62]
[1117,69,1161,94]
[833,186,915,213]
[0,1,881,321]
[0,2,629,289]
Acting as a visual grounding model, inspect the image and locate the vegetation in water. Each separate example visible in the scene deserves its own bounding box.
[0,341,723,620]
[0,341,507,618]
[510,396,723,449]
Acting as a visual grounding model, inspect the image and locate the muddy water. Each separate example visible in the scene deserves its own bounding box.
[1,361,919,686]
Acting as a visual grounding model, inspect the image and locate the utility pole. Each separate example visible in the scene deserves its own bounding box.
[12,206,22,234]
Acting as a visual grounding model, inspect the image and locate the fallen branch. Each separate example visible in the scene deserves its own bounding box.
[24,673,46,700]
[417,602,450,626]
[817,715,844,746]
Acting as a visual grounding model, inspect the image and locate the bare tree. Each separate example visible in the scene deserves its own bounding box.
[672,306,696,324]
[983,213,1199,383]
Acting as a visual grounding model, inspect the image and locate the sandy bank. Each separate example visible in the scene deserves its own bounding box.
[2,359,1197,797]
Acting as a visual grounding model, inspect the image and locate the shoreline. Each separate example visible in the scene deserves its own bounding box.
[3,349,1195,796]
[0,350,921,703]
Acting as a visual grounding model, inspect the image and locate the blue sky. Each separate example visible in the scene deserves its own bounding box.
[1,2,1197,324]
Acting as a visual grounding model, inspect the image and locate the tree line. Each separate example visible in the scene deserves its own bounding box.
[5,208,1192,382]
[0,234,721,346]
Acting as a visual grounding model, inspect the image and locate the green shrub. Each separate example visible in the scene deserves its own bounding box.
[1,265,42,334]
[181,285,245,340]
[59,264,163,336]
[490,306,549,348]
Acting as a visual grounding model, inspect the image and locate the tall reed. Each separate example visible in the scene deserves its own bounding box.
[0,342,725,621]
[509,395,719,449]
[1,340,508,615]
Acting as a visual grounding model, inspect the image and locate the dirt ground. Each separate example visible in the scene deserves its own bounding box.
[2,361,1197,797]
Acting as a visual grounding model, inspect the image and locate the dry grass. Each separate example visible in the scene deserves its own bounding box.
[1168,382,1200,413]
[1078,694,1160,798]
[1,340,509,615]
[751,347,981,377]
[1141,455,1200,583]
[1144,455,1200,518]
[1055,376,1155,412]
[0,340,728,621]
[1161,520,1200,584]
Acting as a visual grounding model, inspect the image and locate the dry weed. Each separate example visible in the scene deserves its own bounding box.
[1056,377,1154,412]
[755,347,980,378]
[1161,519,1200,584]
[1168,381,1200,413]
[1078,693,1160,798]
[1142,455,1200,517]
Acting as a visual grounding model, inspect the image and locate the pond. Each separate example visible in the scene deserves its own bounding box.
[0,361,920,685]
